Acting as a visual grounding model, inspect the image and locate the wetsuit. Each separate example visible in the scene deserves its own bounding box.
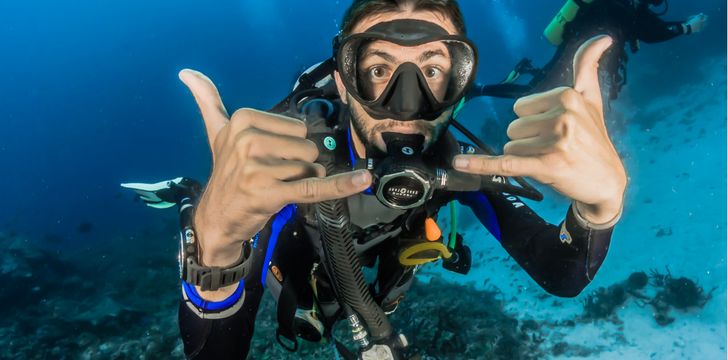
[480,0,691,100]
[176,109,616,359]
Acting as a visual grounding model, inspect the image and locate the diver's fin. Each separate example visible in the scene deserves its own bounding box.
[121,177,200,209]
[121,177,184,193]
[146,202,176,209]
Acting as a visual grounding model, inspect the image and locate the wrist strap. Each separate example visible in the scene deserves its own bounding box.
[178,198,253,291]
[182,235,252,291]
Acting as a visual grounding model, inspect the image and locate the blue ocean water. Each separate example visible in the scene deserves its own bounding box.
[0,0,725,358]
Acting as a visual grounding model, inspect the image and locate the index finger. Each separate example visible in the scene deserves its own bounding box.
[453,154,545,179]
[285,170,372,204]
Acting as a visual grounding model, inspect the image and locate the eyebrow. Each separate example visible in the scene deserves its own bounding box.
[361,50,396,63]
[418,49,447,63]
[361,48,448,64]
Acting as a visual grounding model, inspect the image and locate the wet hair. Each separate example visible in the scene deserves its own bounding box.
[340,0,466,35]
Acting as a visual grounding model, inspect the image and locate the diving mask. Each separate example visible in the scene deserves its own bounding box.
[334,19,478,121]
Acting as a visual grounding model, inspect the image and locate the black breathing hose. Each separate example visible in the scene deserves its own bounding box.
[315,183,393,341]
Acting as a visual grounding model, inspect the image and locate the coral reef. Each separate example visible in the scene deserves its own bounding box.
[249,276,547,359]
[580,269,716,327]
[0,230,184,359]
[390,277,545,360]
[644,268,716,326]
[0,228,718,359]
[581,284,628,322]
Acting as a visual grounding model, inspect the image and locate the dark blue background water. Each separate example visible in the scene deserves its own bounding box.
[0,1,726,358]
[0,0,724,244]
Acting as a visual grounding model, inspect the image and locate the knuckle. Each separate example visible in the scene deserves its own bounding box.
[506,120,519,139]
[554,110,575,136]
[298,179,319,200]
[502,142,515,155]
[237,128,262,148]
[271,113,307,138]
[512,98,524,115]
[499,157,515,174]
[314,163,327,178]
[291,118,308,138]
[303,139,321,161]
[241,157,260,173]
[471,157,488,172]
[231,108,256,129]
[235,132,253,153]
[238,165,259,187]
[334,176,348,195]
[558,88,580,109]
[237,177,251,192]
[552,137,570,153]
[235,135,256,160]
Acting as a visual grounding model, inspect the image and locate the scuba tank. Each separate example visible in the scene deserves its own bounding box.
[543,0,595,46]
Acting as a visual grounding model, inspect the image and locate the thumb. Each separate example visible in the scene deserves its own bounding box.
[572,35,614,110]
[179,69,229,150]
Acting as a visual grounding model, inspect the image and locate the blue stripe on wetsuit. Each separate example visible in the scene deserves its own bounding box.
[347,127,374,195]
[182,279,245,311]
[261,204,297,287]
[456,191,502,241]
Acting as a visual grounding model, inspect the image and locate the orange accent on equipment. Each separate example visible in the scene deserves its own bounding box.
[425,217,442,241]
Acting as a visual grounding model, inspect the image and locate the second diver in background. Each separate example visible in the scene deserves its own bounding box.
[477,0,709,101]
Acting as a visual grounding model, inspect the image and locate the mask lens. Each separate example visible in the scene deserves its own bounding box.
[340,38,476,106]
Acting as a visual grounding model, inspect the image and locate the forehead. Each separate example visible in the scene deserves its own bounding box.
[350,10,459,35]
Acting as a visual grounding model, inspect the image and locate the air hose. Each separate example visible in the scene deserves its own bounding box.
[449,201,458,249]
[316,193,393,341]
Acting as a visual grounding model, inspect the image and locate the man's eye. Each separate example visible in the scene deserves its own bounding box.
[369,66,390,79]
[424,67,442,78]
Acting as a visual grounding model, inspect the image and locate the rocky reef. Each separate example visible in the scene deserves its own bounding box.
[580,269,715,326]
[0,229,718,359]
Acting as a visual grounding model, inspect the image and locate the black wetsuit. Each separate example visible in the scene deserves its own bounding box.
[482,0,690,100]
[176,110,616,359]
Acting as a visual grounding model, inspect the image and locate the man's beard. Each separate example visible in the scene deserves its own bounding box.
[348,103,443,158]
[349,107,387,158]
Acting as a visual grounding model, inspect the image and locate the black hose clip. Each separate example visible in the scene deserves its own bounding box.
[443,233,471,275]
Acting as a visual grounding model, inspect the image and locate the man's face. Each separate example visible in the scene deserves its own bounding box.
[335,10,460,155]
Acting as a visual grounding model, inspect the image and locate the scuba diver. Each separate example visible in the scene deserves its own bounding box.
[123,0,627,358]
[475,0,709,100]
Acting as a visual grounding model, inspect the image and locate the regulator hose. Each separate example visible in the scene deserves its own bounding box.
[315,192,393,341]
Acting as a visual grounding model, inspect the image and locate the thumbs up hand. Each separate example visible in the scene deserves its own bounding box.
[453,35,626,224]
